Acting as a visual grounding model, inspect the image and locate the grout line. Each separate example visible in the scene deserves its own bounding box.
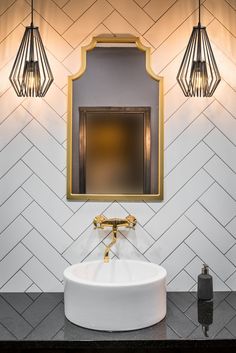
[184,236,236,285]
[0,253,34,292]
[61,0,98,32]
[23,301,64,339]
[143,155,215,229]
[203,112,236,147]
[164,99,215,150]
[202,139,236,175]
[203,167,236,203]
[0,144,34,180]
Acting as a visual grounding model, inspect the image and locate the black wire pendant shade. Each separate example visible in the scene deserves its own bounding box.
[9,0,53,97]
[177,0,220,97]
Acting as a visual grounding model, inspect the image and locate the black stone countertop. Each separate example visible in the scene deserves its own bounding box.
[0,292,236,352]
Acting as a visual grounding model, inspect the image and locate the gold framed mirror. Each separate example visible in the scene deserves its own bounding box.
[67,36,164,201]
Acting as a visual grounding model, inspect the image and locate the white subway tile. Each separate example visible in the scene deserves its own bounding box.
[104,232,147,261]
[63,0,97,21]
[22,257,63,292]
[0,244,32,288]
[165,100,213,148]
[63,226,109,263]
[120,202,155,226]
[167,270,195,292]
[23,148,66,198]
[0,85,24,123]
[226,217,236,238]
[214,81,236,117]
[108,0,154,34]
[22,99,66,143]
[205,0,236,36]
[1,271,32,292]
[0,189,32,233]
[0,216,32,261]
[162,243,195,283]
[0,0,30,42]
[144,170,213,239]
[165,115,213,175]
[22,120,66,171]
[0,161,32,205]
[23,229,69,280]
[0,106,32,151]
[204,100,236,144]
[186,202,235,253]
[144,0,176,21]
[204,156,236,200]
[226,245,236,267]
[151,142,213,212]
[120,224,154,253]
[199,183,236,226]
[63,201,111,239]
[63,0,113,47]
[185,229,235,281]
[146,216,195,263]
[32,0,73,34]
[0,134,32,178]
[145,0,199,47]
[204,129,236,173]
[43,84,67,117]
[23,175,72,226]
[22,202,72,253]
[226,272,236,290]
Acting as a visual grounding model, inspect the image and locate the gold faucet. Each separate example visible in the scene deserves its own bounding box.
[93,215,137,263]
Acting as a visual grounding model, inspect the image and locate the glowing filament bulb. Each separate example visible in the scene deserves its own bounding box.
[189,60,208,97]
[22,60,41,97]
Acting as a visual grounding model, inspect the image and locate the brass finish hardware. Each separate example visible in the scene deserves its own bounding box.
[93,214,137,263]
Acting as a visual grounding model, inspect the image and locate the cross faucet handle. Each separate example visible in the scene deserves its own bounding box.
[93,215,107,229]
[125,215,137,228]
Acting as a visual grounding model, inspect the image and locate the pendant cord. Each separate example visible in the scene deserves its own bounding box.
[199,0,201,24]
[197,0,201,61]
[31,0,33,26]
[30,0,34,61]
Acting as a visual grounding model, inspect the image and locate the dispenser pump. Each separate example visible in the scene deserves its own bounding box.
[202,264,209,275]
[197,263,213,301]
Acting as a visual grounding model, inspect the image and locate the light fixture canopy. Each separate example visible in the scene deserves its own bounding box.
[177,0,220,97]
[9,0,53,97]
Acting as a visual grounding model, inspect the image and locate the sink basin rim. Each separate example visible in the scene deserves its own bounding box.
[64,259,167,288]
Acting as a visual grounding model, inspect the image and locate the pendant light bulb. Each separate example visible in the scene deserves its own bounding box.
[9,0,53,97]
[22,60,41,96]
[189,60,208,96]
[177,0,220,97]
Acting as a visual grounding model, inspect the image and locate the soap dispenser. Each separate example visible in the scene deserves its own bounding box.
[197,264,213,301]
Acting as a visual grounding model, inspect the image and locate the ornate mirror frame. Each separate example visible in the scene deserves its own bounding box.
[67,36,164,201]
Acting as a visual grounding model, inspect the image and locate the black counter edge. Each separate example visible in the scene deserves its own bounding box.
[0,339,236,350]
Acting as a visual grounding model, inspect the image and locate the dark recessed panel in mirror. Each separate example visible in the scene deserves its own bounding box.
[68,38,163,200]
[79,107,150,194]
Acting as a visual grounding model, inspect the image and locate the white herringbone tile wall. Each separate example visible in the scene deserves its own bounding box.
[0,0,235,292]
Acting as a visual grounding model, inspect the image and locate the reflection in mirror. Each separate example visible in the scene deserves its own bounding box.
[67,37,163,201]
[197,300,213,337]
[79,107,150,194]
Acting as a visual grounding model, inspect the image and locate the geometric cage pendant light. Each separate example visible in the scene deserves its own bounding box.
[9,0,53,97]
[177,0,221,97]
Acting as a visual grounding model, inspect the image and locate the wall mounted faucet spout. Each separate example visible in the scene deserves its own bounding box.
[93,215,137,263]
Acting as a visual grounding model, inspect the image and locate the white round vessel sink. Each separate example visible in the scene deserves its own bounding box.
[64,260,167,331]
